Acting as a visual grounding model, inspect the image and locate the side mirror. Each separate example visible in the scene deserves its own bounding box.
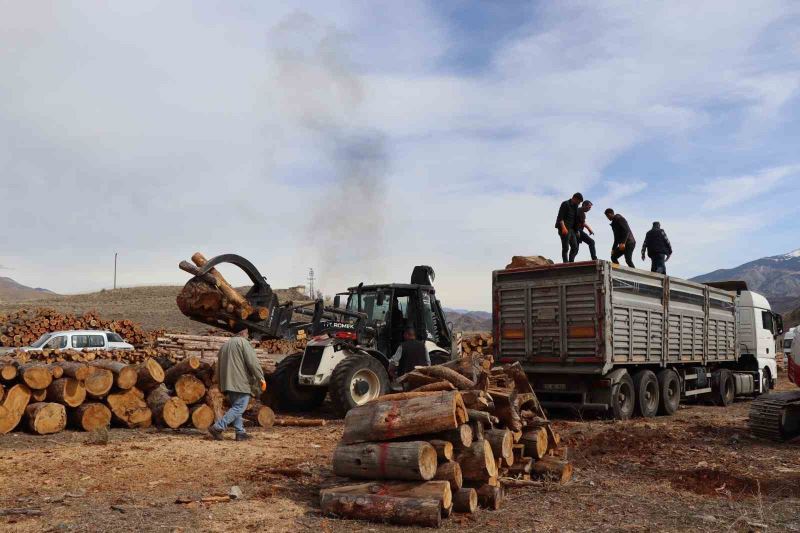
[377,291,386,307]
[774,313,784,337]
[333,295,341,308]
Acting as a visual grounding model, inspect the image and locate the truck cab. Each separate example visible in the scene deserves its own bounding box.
[735,290,783,392]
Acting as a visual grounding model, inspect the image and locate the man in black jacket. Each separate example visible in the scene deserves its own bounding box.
[604,208,636,267]
[641,221,673,274]
[388,327,430,378]
[555,192,583,263]
[575,200,597,261]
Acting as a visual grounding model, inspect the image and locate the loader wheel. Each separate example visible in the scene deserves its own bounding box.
[657,369,680,416]
[633,370,659,418]
[610,372,635,421]
[712,369,734,407]
[329,354,390,417]
[270,353,327,412]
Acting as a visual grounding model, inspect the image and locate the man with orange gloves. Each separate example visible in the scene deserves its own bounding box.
[208,331,266,441]
[555,192,584,263]
[605,208,636,267]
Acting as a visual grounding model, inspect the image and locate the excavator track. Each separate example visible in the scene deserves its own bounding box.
[748,391,800,441]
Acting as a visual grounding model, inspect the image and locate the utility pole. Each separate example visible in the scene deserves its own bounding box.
[308,268,315,299]
[113,252,118,290]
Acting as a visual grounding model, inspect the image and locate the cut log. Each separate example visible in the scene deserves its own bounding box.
[163,356,201,387]
[452,487,477,513]
[274,417,327,427]
[204,384,226,421]
[191,252,253,319]
[327,481,452,509]
[243,401,275,428]
[146,385,189,429]
[90,361,138,390]
[31,388,47,402]
[490,389,522,432]
[70,402,111,431]
[468,409,498,427]
[397,371,440,389]
[507,457,533,476]
[106,387,152,428]
[470,419,485,442]
[190,404,215,430]
[442,503,453,519]
[484,429,513,464]
[137,359,165,392]
[476,484,504,510]
[531,457,572,484]
[0,361,18,381]
[428,439,453,461]
[342,391,464,444]
[500,477,541,488]
[319,491,441,528]
[333,441,438,481]
[415,365,476,390]
[46,378,86,408]
[413,381,456,393]
[18,364,53,390]
[25,402,66,435]
[435,424,473,450]
[174,374,207,405]
[47,364,64,379]
[434,461,463,492]
[371,390,451,403]
[0,384,32,434]
[520,427,548,460]
[0,383,4,403]
[456,440,497,482]
[55,362,93,381]
[460,390,492,411]
[84,368,114,398]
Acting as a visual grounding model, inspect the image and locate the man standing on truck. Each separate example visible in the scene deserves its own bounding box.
[605,208,636,267]
[208,331,266,441]
[555,192,583,263]
[575,200,597,261]
[388,327,430,379]
[641,221,673,274]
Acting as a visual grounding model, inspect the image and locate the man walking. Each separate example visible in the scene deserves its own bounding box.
[389,327,430,379]
[604,208,636,267]
[575,200,597,261]
[555,192,583,263]
[641,221,673,274]
[209,331,266,441]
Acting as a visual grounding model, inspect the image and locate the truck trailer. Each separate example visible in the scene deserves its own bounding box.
[492,260,783,419]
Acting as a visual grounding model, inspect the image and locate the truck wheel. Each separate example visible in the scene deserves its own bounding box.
[610,372,635,420]
[712,369,734,407]
[656,369,680,416]
[270,353,327,412]
[329,354,390,417]
[633,370,659,418]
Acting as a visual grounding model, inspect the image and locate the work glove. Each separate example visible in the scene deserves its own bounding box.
[560,227,568,237]
[618,242,626,252]
[260,379,267,392]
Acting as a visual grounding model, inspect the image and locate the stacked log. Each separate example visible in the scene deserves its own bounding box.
[322,359,572,528]
[460,333,494,359]
[0,308,161,348]
[156,333,284,365]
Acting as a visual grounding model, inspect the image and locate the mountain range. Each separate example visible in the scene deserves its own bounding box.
[0,277,56,302]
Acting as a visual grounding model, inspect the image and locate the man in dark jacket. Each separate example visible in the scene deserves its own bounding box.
[641,221,673,274]
[575,200,597,261]
[604,208,636,267]
[555,192,583,263]
[388,327,430,378]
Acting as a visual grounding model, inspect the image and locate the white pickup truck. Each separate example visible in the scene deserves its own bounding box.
[20,330,134,351]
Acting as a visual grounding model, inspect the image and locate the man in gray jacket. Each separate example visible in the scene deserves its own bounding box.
[208,332,265,441]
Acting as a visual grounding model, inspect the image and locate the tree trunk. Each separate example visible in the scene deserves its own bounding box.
[489,389,522,432]
[25,402,66,435]
[90,361,138,390]
[434,461,463,492]
[190,252,253,319]
[397,371,440,389]
[31,388,47,402]
[204,385,226,421]
[163,356,201,387]
[413,381,456,393]
[415,365,476,390]
[55,362,92,381]
[190,404,215,430]
[507,457,533,477]
[18,363,53,390]
[484,429,513,464]
[70,402,111,431]
[435,424,473,450]
[531,457,572,484]
[46,378,86,408]
[452,487,477,513]
[470,419,485,443]
[84,369,114,398]
[274,417,328,427]
[47,364,64,379]
[174,374,207,405]
[476,484,504,510]
[428,439,453,461]
[0,384,32,434]
[456,440,497,482]
[136,359,165,392]
[243,400,275,428]
[0,383,4,403]
[106,387,152,428]
[333,441,438,481]
[0,361,18,381]
[146,384,189,429]
[319,491,441,528]
[342,391,464,444]
[520,427,549,460]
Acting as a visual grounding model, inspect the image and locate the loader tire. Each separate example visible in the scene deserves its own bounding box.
[329,354,390,417]
[270,353,326,413]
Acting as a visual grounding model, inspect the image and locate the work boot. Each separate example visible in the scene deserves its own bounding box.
[208,426,224,441]
[235,432,252,442]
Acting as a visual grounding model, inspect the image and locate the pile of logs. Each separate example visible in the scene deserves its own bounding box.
[157,333,299,360]
[321,356,571,528]
[0,308,160,348]
[460,333,493,357]
[0,351,276,436]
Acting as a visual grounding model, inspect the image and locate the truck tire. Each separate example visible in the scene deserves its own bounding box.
[712,369,734,407]
[270,353,327,412]
[632,370,659,418]
[610,372,635,420]
[329,353,390,417]
[656,369,680,416]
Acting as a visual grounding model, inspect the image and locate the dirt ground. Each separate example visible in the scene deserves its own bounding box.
[2,376,799,533]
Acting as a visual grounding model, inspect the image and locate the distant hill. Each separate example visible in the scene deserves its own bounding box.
[445,308,492,333]
[0,277,56,302]
[692,249,800,314]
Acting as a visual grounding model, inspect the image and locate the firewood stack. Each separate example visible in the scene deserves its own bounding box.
[460,333,493,357]
[0,308,161,348]
[157,333,300,361]
[321,358,571,528]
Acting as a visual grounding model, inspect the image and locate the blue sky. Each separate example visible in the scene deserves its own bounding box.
[1,1,800,310]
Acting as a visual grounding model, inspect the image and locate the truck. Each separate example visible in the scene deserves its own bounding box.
[492,260,783,419]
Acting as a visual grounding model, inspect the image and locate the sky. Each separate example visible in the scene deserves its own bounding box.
[1,1,800,310]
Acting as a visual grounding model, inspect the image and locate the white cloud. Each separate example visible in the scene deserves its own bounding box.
[700,165,800,209]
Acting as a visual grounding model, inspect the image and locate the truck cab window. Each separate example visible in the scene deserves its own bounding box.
[761,311,774,334]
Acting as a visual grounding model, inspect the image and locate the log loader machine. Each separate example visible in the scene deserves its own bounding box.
[749,334,800,441]
[176,253,456,416]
